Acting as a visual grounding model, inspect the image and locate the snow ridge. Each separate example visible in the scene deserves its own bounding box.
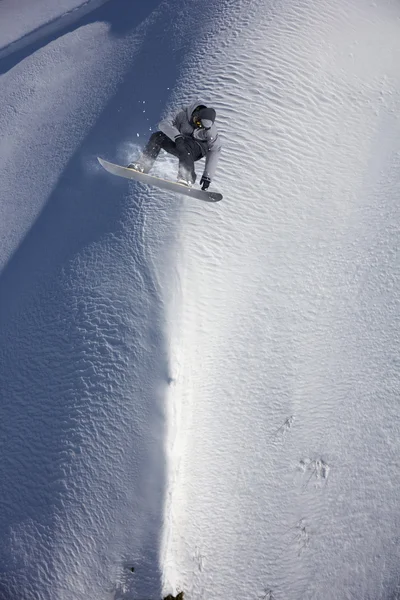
[0,0,111,58]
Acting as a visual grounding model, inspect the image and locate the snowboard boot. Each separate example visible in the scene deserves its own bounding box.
[127,162,145,172]
[176,177,193,187]
[177,167,195,187]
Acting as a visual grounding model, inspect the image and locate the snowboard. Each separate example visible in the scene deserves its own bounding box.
[98,158,223,203]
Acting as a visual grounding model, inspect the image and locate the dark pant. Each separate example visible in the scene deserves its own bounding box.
[140,131,203,182]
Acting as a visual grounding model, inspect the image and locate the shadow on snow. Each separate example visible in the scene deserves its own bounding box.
[0,1,183,598]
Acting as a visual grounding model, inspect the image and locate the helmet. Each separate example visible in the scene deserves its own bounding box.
[192,106,216,130]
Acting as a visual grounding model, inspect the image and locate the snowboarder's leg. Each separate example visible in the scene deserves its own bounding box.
[129,131,178,172]
[177,139,203,185]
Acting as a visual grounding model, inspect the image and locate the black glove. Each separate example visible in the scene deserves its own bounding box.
[174,135,186,154]
[200,175,211,191]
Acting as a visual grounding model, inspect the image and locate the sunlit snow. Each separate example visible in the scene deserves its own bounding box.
[1,1,399,599]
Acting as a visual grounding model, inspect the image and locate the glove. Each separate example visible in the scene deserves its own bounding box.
[174,135,186,154]
[200,175,211,191]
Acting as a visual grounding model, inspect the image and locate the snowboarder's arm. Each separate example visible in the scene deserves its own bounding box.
[203,144,221,181]
[195,125,221,181]
[158,110,186,141]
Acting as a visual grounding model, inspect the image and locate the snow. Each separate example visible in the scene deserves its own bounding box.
[0,0,400,599]
[0,0,109,56]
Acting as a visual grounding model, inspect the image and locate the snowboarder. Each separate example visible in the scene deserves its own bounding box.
[128,101,221,189]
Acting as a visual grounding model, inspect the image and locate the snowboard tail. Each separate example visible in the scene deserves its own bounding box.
[97,157,223,203]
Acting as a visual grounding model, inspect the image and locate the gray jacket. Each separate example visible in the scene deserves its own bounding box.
[159,100,221,181]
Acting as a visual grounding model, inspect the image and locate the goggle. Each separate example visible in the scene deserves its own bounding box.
[194,118,203,128]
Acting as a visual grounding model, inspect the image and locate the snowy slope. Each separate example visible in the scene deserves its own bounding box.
[161,1,400,598]
[1,0,400,599]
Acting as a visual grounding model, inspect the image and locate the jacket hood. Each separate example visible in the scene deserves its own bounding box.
[186,100,207,120]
